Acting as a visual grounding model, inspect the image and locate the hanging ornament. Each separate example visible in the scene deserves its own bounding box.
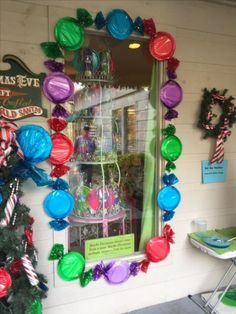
[0,267,12,298]
[0,120,24,166]
[24,228,33,247]
[0,180,18,227]
[21,254,39,286]
[10,259,22,275]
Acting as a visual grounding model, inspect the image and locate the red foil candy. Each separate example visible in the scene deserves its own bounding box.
[47,118,68,132]
[50,164,70,178]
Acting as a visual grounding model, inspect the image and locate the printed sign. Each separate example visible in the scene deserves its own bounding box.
[85,234,134,261]
[0,54,47,120]
[202,160,228,184]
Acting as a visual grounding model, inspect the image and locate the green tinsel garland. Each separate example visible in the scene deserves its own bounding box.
[197,88,236,140]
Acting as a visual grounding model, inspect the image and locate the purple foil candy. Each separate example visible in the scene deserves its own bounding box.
[160,80,183,109]
[105,261,130,284]
[129,262,140,276]
[43,72,74,104]
[52,104,70,118]
[44,60,64,72]
[164,109,179,121]
[93,262,113,281]
[167,70,177,80]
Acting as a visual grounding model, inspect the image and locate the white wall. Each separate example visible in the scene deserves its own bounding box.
[1,0,236,313]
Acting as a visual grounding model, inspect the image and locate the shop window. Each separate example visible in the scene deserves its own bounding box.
[64,31,159,260]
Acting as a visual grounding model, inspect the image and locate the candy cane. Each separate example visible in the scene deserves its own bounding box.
[21,254,39,286]
[0,191,17,226]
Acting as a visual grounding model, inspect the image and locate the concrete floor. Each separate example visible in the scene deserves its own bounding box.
[126,296,205,314]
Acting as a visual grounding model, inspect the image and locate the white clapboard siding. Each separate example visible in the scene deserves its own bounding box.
[1,0,236,313]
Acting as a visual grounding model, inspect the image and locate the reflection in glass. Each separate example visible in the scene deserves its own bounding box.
[66,33,157,256]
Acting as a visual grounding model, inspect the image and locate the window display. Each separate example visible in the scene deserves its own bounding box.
[66,33,155,255]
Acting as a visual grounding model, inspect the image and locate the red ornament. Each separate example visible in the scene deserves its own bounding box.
[145,225,175,263]
[143,18,156,37]
[50,164,70,178]
[48,133,74,165]
[0,267,12,298]
[47,118,68,132]
[24,228,33,247]
[10,259,22,275]
[28,215,35,226]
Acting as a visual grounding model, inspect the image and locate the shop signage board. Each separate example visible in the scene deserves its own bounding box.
[85,234,134,261]
[202,160,228,184]
[0,54,47,120]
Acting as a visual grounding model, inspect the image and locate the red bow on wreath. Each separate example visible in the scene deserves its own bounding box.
[211,118,231,164]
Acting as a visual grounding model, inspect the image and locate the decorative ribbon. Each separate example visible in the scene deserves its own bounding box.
[210,118,231,164]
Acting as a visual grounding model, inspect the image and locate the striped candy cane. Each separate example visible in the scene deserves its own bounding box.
[210,119,231,164]
[21,254,39,286]
[0,181,18,226]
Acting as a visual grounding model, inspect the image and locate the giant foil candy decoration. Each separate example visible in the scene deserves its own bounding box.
[48,244,92,287]
[42,52,75,232]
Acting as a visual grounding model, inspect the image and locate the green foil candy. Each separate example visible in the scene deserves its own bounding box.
[48,244,64,261]
[80,268,93,287]
[40,42,64,59]
[76,8,94,27]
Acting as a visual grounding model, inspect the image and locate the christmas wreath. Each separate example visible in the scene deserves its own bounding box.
[198,88,236,163]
